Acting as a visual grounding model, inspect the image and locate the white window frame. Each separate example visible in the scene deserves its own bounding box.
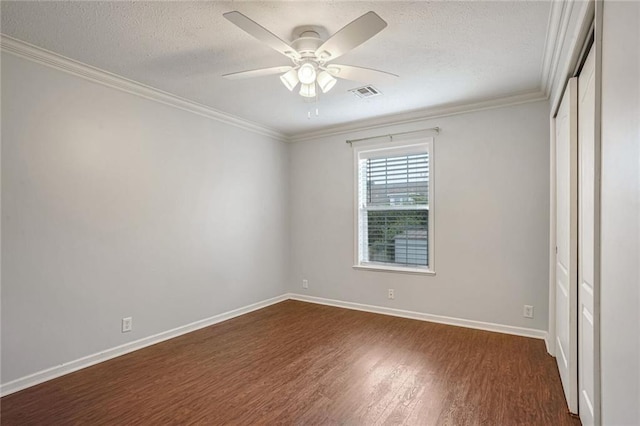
[352,137,435,275]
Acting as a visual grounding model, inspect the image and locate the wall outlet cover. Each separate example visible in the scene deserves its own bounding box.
[523,305,534,319]
[122,317,133,332]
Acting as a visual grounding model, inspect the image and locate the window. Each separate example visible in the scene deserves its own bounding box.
[354,138,434,274]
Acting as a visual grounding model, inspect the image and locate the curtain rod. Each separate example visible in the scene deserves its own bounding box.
[345,127,440,145]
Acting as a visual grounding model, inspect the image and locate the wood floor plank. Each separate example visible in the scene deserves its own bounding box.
[1,300,580,425]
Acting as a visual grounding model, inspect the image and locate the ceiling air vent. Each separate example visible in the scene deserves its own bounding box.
[349,85,382,99]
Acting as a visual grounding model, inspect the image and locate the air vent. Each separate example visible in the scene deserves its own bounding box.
[349,85,382,99]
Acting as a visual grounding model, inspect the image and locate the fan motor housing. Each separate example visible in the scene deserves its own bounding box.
[291,25,327,58]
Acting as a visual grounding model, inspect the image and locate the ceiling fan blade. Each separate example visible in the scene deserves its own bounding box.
[223,66,293,80]
[315,11,387,61]
[223,11,299,60]
[326,64,398,83]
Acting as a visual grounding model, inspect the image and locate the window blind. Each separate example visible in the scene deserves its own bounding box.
[358,153,429,267]
[366,154,429,206]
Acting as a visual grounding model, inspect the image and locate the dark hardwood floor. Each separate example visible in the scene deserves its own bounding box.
[1,300,579,425]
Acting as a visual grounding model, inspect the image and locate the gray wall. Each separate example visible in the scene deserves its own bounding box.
[1,53,289,383]
[288,100,551,331]
[600,1,640,424]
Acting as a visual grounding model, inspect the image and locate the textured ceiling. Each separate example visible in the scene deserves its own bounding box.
[1,1,551,136]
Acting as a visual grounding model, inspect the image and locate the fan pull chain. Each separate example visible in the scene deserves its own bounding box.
[306,92,320,119]
[307,92,320,120]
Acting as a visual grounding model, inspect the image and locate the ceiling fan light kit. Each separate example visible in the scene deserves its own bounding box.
[280,68,299,91]
[222,10,398,103]
[317,71,337,93]
[299,82,317,98]
[297,62,317,85]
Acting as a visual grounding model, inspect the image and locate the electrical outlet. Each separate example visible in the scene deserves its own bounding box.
[388,289,395,300]
[302,279,309,289]
[523,305,534,319]
[122,317,133,333]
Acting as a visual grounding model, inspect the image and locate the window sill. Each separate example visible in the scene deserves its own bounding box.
[352,264,436,276]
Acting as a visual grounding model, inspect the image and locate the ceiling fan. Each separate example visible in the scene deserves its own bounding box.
[222,10,398,99]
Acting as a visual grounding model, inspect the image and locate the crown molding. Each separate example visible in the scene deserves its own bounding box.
[548,0,594,113]
[541,0,594,107]
[4,3,577,146]
[541,0,572,97]
[0,35,288,142]
[289,90,547,143]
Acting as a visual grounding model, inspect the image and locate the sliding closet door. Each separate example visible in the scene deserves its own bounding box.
[578,44,599,426]
[555,77,579,414]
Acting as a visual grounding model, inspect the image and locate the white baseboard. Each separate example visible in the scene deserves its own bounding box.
[544,334,554,356]
[287,293,548,341]
[0,294,289,397]
[2,292,549,396]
